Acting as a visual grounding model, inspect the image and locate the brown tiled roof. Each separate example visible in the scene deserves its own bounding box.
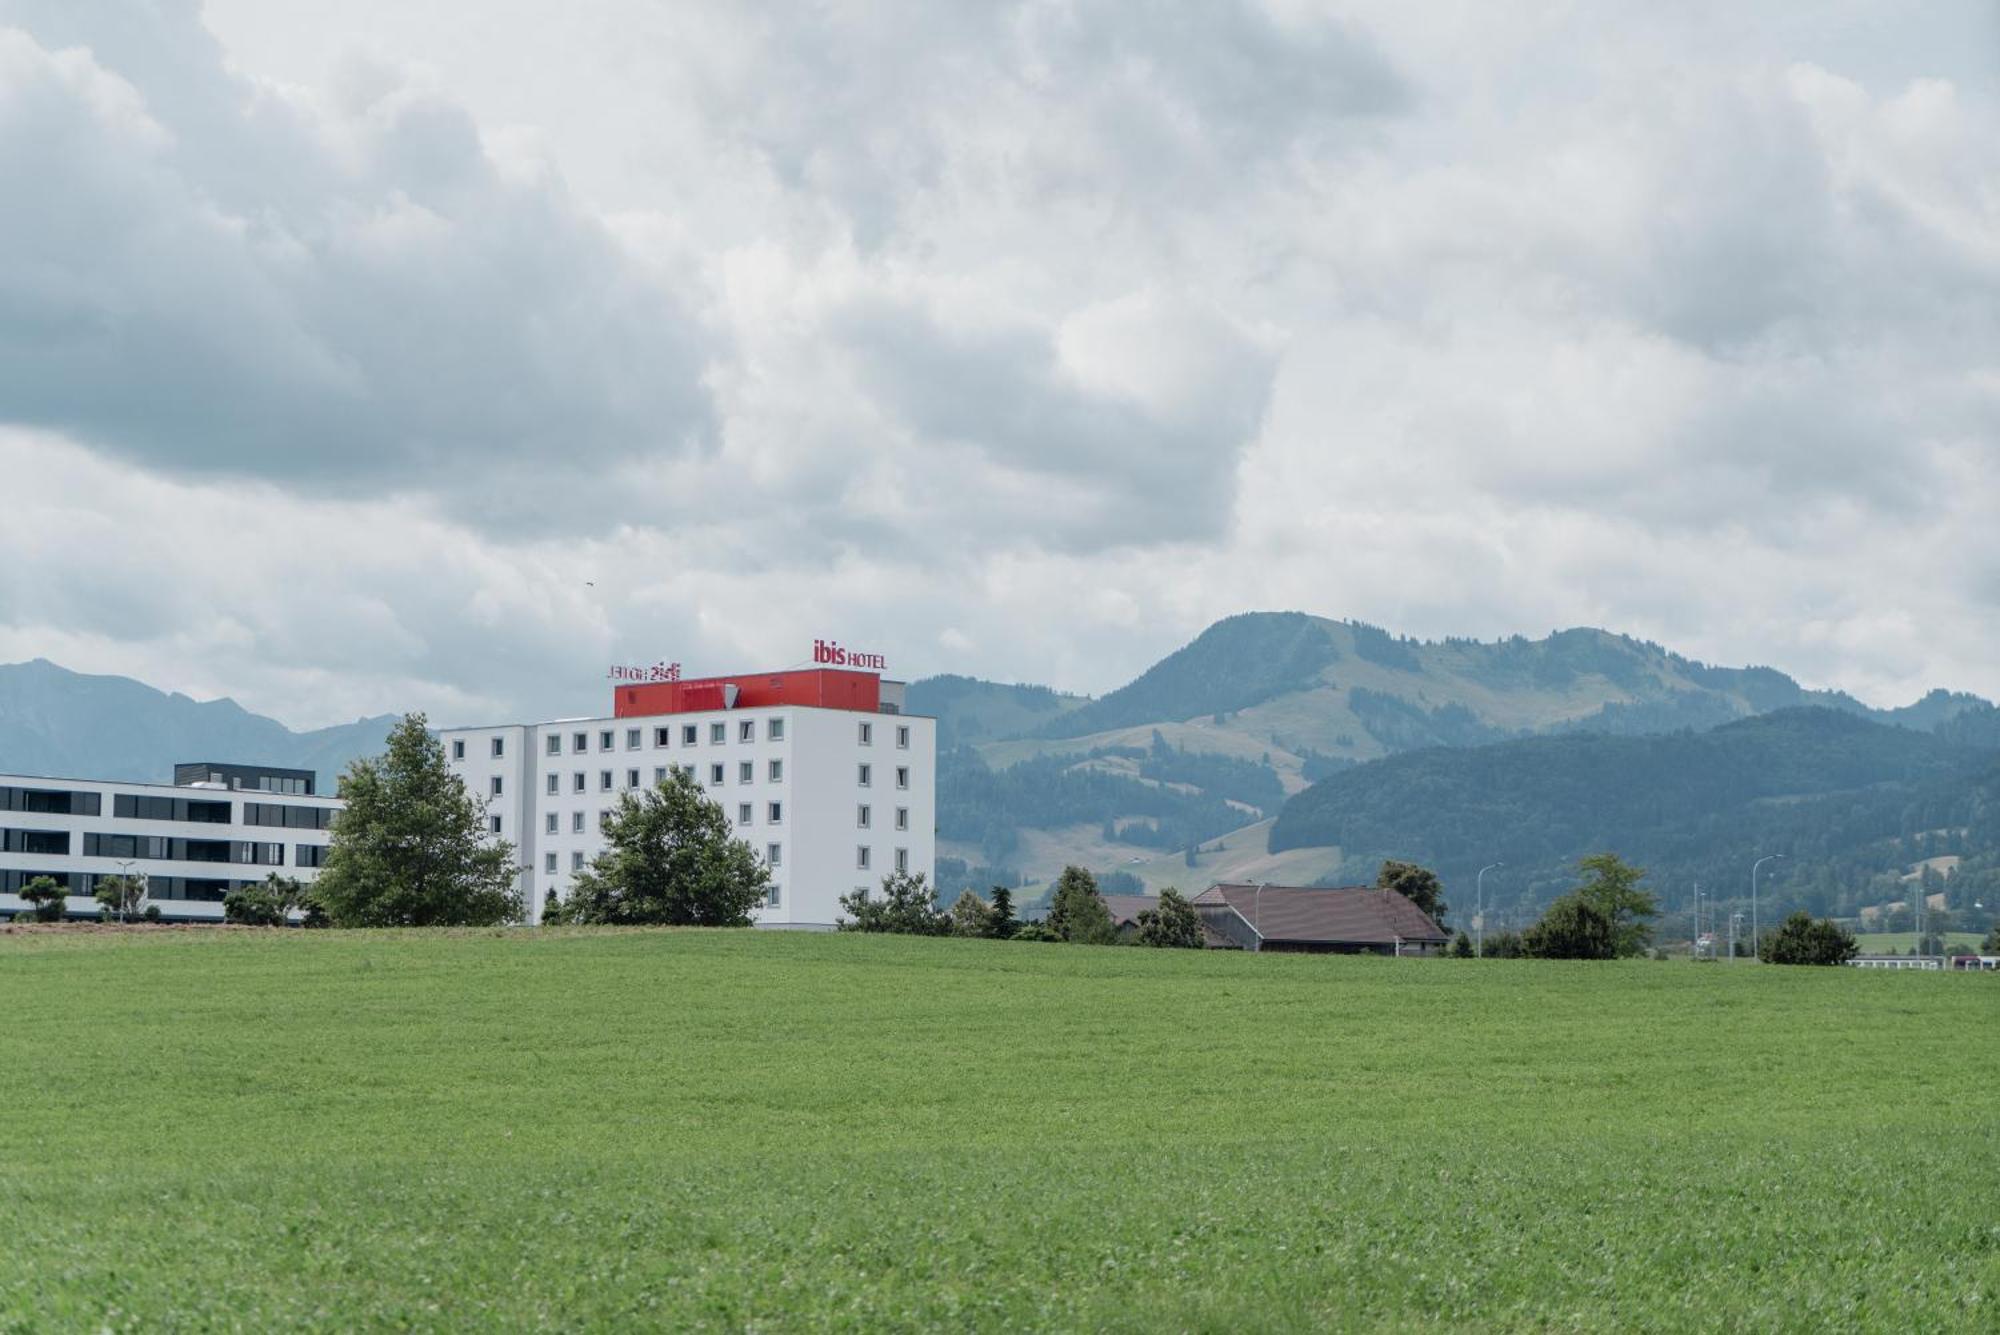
[1099,894,1161,927]
[1192,883,1448,945]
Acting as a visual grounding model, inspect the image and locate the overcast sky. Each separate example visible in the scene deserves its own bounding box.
[3,1,1996,729]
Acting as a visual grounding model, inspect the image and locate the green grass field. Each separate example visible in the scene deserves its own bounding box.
[2,929,1994,1330]
[1852,931,1984,955]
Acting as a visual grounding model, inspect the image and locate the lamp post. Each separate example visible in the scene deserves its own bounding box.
[1729,911,1745,962]
[1475,863,1503,958]
[1691,882,1701,959]
[1751,854,1784,959]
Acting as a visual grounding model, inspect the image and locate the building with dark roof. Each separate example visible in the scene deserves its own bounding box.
[1192,883,1449,954]
[1099,892,1235,948]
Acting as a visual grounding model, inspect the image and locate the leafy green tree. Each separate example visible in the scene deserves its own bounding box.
[1448,930,1474,958]
[1045,865,1117,945]
[314,713,522,927]
[93,873,147,922]
[1985,924,2000,954]
[549,769,769,926]
[1377,860,1447,925]
[1522,894,1616,960]
[948,890,993,938]
[986,885,1017,940]
[141,904,162,922]
[1010,921,1058,942]
[838,870,950,935]
[1759,911,1858,966]
[1571,853,1659,957]
[1482,930,1524,959]
[224,874,308,926]
[1135,887,1204,948]
[19,875,68,922]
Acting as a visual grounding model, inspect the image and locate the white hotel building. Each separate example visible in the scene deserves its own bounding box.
[438,666,936,927]
[0,763,338,922]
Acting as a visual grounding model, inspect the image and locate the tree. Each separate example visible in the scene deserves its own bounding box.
[986,885,1017,940]
[1448,930,1474,958]
[224,874,308,927]
[838,870,950,935]
[18,876,68,923]
[1759,911,1858,966]
[549,769,769,926]
[1522,894,1616,960]
[1010,921,1058,942]
[1377,860,1447,925]
[1985,924,2000,954]
[1571,853,1659,957]
[1135,887,1204,948]
[94,874,147,923]
[948,890,994,938]
[1045,865,1117,945]
[1482,930,1524,959]
[314,713,522,927]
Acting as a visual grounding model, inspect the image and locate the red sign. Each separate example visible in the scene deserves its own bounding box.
[608,661,683,683]
[812,638,887,672]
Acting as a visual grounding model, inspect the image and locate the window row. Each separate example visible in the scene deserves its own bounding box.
[0,828,70,855]
[79,833,291,866]
[1,869,250,903]
[0,786,102,816]
[855,721,912,749]
[539,760,784,798]
[538,718,790,758]
[855,764,913,790]
[113,794,233,824]
[855,806,912,831]
[243,802,338,830]
[854,847,912,873]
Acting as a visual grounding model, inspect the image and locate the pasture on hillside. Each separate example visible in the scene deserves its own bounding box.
[1,928,1993,1330]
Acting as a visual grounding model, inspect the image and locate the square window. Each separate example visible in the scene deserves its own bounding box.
[768,801,783,824]
[573,772,586,793]
[766,883,782,908]
[768,759,783,782]
[740,720,756,742]
[859,721,873,745]
[452,739,465,760]
[737,802,752,826]
[857,845,871,870]
[626,728,641,750]
[768,718,785,741]
[896,766,909,790]
[655,727,671,747]
[766,842,782,867]
[895,847,909,873]
[710,722,726,744]
[571,851,584,871]
[600,770,613,792]
[545,813,558,834]
[626,768,639,789]
[654,766,667,785]
[573,732,587,754]
[857,804,871,828]
[546,734,562,756]
[573,811,585,833]
[492,737,505,758]
[739,761,754,784]
[895,807,909,831]
[490,776,504,797]
[546,773,559,795]
[858,763,872,787]
[544,851,557,874]
[896,725,910,749]
[600,730,614,751]
[682,724,698,746]
[490,815,503,835]
[710,763,725,786]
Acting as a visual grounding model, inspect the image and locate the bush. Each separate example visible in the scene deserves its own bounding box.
[1522,894,1616,960]
[838,871,950,935]
[1759,911,1858,966]
[19,876,68,923]
[224,874,307,926]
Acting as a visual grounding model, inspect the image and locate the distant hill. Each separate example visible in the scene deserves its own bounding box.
[0,659,394,791]
[1269,707,2000,924]
[903,675,1086,750]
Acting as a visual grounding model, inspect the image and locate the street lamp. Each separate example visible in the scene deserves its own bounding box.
[1475,863,1503,958]
[1751,854,1785,959]
[1691,881,1702,959]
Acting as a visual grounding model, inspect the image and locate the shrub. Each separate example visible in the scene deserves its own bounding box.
[1759,911,1858,966]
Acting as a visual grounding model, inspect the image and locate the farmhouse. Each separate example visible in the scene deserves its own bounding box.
[1099,893,1234,947]
[1192,883,1449,954]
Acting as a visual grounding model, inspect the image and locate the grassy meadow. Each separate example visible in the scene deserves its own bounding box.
[1,928,1994,1330]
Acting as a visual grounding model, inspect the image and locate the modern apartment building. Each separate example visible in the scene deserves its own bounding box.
[437,666,935,928]
[0,764,338,922]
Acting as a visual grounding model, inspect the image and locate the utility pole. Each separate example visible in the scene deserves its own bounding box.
[1691,882,1701,959]
[1475,863,1503,958]
[1729,911,1744,962]
[1751,854,1784,960]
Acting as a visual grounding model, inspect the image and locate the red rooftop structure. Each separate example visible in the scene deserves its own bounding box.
[612,668,884,719]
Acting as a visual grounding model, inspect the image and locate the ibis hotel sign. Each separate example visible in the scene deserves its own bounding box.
[607,661,683,683]
[812,638,887,672]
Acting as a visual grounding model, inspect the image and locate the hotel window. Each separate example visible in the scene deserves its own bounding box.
[452,739,465,761]
[599,810,612,830]
[547,734,561,756]
[490,776,504,797]
[709,763,725,786]
[766,883,782,908]
[710,722,726,744]
[768,718,785,741]
[571,851,584,871]
[573,772,586,794]
[768,801,783,824]
[654,766,668,785]
[572,811,585,833]
[895,807,909,832]
[896,725,910,749]
[737,802,752,826]
[545,813,558,835]
[896,766,910,791]
[599,770,613,792]
[766,842,782,867]
[739,720,756,742]
[857,804,871,828]
[492,737,505,758]
[655,727,671,747]
[682,725,698,746]
[544,851,557,874]
[739,761,754,784]
[768,759,783,782]
[858,721,873,746]
[546,773,559,796]
[490,815,503,835]
[626,728,641,750]
[598,730,613,751]
[858,763,872,787]
[895,847,908,873]
[626,768,639,789]
[573,732,587,754]
[856,846,871,870]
